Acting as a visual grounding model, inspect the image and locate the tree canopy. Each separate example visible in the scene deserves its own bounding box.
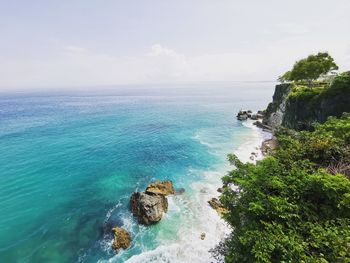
[221,115,350,262]
[279,52,338,85]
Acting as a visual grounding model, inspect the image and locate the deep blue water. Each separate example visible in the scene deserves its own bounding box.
[0,83,274,262]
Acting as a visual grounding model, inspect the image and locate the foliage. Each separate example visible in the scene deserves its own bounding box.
[320,71,350,98]
[221,115,350,263]
[278,71,291,83]
[288,85,324,100]
[279,52,338,86]
[288,72,350,101]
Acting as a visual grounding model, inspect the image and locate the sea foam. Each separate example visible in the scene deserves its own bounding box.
[105,120,269,263]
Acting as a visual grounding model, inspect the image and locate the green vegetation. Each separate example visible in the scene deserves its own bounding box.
[320,71,350,98]
[285,72,350,117]
[279,52,338,86]
[288,84,324,100]
[221,115,350,262]
[288,71,350,100]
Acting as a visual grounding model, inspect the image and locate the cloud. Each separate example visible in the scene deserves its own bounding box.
[148,44,179,57]
[1,42,349,89]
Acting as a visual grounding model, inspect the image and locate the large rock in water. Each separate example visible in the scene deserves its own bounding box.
[112,227,131,251]
[145,181,175,196]
[130,192,168,225]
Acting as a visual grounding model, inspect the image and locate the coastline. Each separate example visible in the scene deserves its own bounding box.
[117,119,271,263]
[236,120,273,163]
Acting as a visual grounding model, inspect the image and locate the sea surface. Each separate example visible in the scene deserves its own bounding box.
[0,82,274,263]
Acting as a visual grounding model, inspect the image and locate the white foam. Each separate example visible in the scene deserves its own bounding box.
[121,171,230,263]
[235,120,272,163]
[104,121,268,263]
[192,132,215,149]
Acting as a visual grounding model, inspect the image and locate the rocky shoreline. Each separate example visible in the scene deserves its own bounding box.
[110,113,276,256]
[131,181,174,225]
[111,181,176,252]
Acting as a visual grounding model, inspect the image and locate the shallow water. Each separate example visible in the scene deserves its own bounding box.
[0,83,274,262]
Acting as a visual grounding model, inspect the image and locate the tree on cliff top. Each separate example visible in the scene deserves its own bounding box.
[279,52,338,86]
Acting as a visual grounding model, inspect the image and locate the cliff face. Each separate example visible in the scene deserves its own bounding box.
[263,73,350,130]
[263,84,292,129]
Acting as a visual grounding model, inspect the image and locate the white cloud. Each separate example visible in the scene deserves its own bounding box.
[0,42,349,89]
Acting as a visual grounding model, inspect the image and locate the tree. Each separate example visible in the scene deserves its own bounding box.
[279,52,338,86]
[221,115,350,262]
[277,71,291,83]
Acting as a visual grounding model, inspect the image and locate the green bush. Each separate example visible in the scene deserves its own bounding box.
[320,72,350,98]
[221,115,350,262]
[288,85,324,100]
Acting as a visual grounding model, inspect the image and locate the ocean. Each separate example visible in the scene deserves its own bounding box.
[0,82,274,263]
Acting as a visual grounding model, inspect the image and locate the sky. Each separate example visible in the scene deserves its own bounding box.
[0,0,349,90]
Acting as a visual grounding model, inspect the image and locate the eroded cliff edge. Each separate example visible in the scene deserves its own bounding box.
[263,72,350,130]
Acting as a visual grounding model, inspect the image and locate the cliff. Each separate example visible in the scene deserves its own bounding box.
[263,72,350,130]
[263,83,292,129]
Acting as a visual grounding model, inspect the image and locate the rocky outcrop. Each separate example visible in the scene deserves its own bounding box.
[282,90,350,130]
[208,198,229,216]
[263,84,292,130]
[261,137,278,155]
[217,187,224,193]
[263,74,350,131]
[145,181,175,196]
[130,181,174,225]
[112,227,131,251]
[237,110,264,121]
[253,120,272,131]
[131,192,168,225]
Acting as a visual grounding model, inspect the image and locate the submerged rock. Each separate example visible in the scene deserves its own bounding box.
[112,227,131,251]
[145,181,175,196]
[200,187,210,194]
[175,187,185,195]
[208,198,229,216]
[130,192,168,225]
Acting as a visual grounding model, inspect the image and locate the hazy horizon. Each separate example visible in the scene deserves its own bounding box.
[1,0,350,90]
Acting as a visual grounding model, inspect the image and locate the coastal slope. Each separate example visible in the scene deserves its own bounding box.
[264,72,350,130]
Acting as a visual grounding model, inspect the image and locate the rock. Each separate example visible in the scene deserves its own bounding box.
[261,136,278,156]
[217,187,224,193]
[200,187,210,193]
[208,198,229,216]
[237,110,250,120]
[200,233,206,240]
[175,188,185,195]
[112,227,131,251]
[249,155,255,161]
[145,181,175,196]
[263,84,293,130]
[130,192,168,225]
[237,113,248,120]
[256,113,264,119]
[253,120,272,131]
[250,114,258,120]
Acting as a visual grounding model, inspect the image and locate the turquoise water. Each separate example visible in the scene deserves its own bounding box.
[0,83,274,262]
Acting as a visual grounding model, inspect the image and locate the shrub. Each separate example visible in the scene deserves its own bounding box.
[221,116,350,262]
